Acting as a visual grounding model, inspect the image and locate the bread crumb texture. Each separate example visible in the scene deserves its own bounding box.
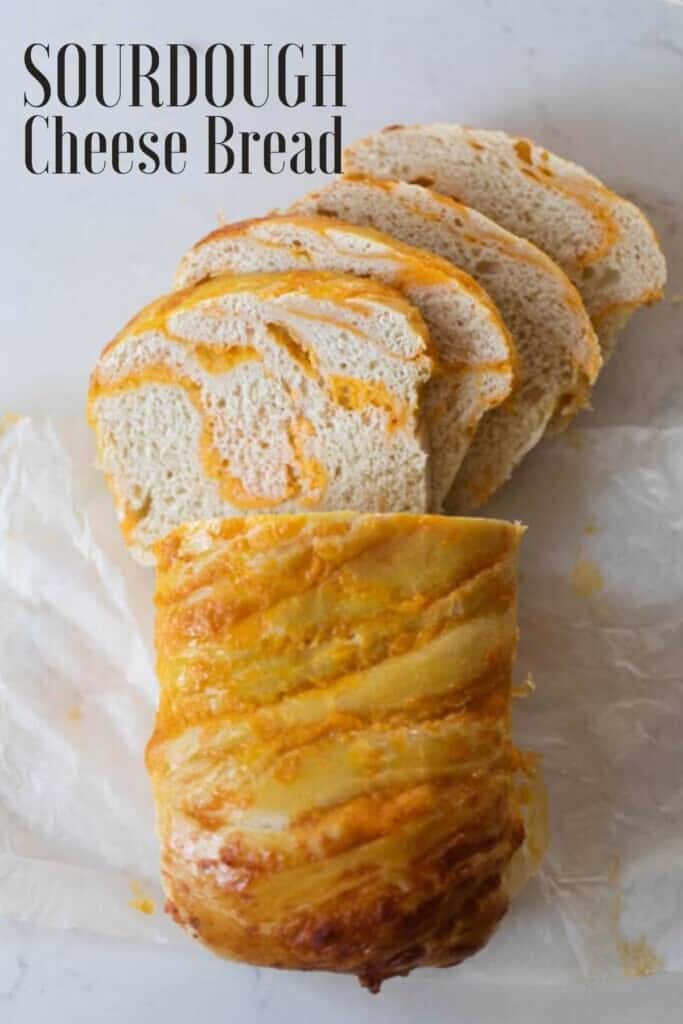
[344,124,666,361]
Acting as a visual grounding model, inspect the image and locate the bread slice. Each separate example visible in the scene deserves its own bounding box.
[344,124,666,358]
[175,214,515,507]
[87,271,434,563]
[291,175,601,510]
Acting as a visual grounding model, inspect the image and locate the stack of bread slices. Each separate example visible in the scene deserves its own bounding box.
[88,124,666,563]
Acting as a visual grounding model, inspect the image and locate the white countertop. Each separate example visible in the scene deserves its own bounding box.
[2,0,683,1020]
[2,914,683,1024]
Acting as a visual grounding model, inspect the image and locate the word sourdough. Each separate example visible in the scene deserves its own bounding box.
[23,43,345,176]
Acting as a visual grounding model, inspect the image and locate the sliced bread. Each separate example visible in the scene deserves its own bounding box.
[175,214,515,507]
[344,124,666,358]
[87,271,434,563]
[291,175,601,510]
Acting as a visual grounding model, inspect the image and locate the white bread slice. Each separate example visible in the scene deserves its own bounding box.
[291,175,601,510]
[175,214,515,508]
[87,271,434,564]
[344,124,666,358]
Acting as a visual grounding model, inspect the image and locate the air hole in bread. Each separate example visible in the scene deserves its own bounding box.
[475,260,499,275]
[408,176,435,188]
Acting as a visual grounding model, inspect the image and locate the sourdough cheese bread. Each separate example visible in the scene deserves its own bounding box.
[175,214,515,507]
[87,272,434,563]
[291,175,601,510]
[344,124,666,358]
[148,512,544,989]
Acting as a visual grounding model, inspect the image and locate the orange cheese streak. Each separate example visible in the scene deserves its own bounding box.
[266,322,320,377]
[99,270,431,361]
[286,417,328,508]
[328,375,409,431]
[191,343,262,374]
[118,491,152,542]
[267,323,412,430]
[148,513,528,991]
[509,135,621,269]
[93,364,295,511]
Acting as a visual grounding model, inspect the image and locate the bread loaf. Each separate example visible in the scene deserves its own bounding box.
[175,214,515,507]
[344,124,666,358]
[87,272,434,563]
[147,512,544,989]
[291,175,601,509]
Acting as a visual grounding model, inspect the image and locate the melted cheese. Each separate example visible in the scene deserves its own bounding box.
[266,322,319,378]
[147,513,529,989]
[192,343,262,374]
[92,364,307,510]
[328,375,408,430]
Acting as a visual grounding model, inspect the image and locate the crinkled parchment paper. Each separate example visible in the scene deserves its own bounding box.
[1,411,682,981]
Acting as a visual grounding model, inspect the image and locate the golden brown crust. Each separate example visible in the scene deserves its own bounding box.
[148,513,527,989]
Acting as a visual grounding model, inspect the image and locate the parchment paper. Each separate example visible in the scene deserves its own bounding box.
[1,410,682,981]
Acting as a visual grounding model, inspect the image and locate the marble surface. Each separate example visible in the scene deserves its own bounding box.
[2,0,683,1020]
[2,914,683,1024]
